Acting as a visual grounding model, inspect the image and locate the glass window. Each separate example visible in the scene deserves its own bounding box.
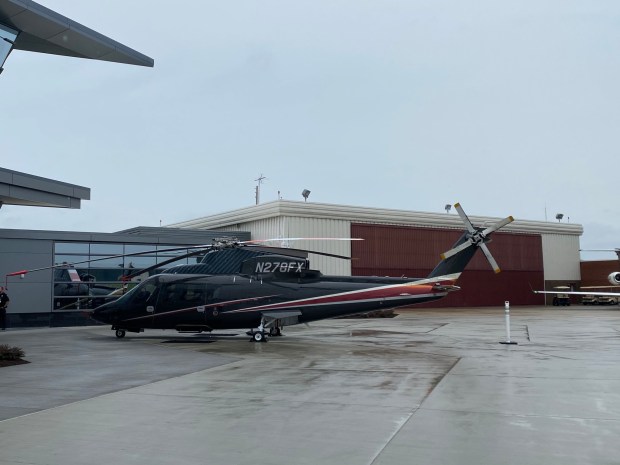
[157,245,192,256]
[0,24,17,69]
[127,281,160,306]
[125,256,158,269]
[90,243,124,255]
[125,244,157,254]
[55,243,90,254]
[87,269,126,282]
[88,257,124,268]
[158,282,206,310]
[54,255,90,267]
[49,239,207,312]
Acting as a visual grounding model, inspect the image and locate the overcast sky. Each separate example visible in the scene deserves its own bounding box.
[1,0,619,260]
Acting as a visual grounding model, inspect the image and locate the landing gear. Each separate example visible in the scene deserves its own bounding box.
[111,326,143,338]
[246,330,267,342]
[248,318,269,342]
[269,326,283,337]
[248,316,285,342]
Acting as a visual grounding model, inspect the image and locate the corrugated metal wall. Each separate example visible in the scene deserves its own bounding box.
[211,216,353,275]
[351,223,544,307]
[541,234,581,281]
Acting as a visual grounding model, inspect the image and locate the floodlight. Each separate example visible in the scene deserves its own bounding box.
[445,204,451,214]
[302,189,311,202]
[555,213,564,222]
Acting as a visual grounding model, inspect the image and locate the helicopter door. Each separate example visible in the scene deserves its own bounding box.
[154,282,208,329]
[129,281,159,327]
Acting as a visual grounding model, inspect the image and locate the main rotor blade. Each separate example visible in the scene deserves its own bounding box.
[480,243,501,273]
[454,203,476,233]
[247,245,353,260]
[245,237,363,244]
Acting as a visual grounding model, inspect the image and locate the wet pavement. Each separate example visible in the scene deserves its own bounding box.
[1,306,620,464]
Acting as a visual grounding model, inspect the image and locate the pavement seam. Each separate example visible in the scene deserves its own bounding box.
[367,356,463,465]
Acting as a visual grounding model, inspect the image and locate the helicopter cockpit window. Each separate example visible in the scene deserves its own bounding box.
[118,278,160,306]
[133,282,158,305]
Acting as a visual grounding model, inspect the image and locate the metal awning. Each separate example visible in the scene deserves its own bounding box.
[0,167,90,209]
[0,0,153,67]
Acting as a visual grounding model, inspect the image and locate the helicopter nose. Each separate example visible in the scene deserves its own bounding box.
[90,305,112,324]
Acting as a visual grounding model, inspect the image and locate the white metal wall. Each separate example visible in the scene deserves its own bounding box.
[211,216,353,275]
[541,233,581,281]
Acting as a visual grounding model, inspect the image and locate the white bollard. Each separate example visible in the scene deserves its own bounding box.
[500,300,518,345]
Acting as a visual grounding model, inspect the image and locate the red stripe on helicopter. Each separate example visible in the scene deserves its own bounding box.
[226,281,451,314]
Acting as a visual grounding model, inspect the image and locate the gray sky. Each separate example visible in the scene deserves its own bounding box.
[1,0,619,260]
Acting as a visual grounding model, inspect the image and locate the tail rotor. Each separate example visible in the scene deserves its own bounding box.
[439,203,514,274]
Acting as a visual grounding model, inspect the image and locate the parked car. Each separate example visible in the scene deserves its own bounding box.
[581,295,599,305]
[552,294,571,306]
[581,294,618,306]
[597,296,618,305]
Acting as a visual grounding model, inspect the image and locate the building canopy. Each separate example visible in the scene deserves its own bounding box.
[0,167,90,208]
[0,0,153,71]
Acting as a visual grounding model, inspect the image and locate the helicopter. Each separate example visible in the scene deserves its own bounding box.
[88,204,513,341]
[8,204,514,342]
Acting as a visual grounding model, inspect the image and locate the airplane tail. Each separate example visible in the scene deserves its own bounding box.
[427,204,514,279]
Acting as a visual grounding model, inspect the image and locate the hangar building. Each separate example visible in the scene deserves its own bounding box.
[170,200,584,307]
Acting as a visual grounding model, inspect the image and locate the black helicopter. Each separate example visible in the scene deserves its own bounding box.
[83,204,513,341]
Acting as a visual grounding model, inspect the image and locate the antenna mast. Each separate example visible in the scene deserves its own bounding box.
[255,174,267,205]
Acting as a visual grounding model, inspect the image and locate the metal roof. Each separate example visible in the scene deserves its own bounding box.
[0,0,153,67]
[0,166,90,208]
[169,200,585,237]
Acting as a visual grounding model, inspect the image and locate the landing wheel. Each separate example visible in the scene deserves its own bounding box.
[115,329,126,339]
[269,327,282,337]
[252,331,267,342]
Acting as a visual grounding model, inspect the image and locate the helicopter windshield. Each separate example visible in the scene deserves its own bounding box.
[116,276,161,306]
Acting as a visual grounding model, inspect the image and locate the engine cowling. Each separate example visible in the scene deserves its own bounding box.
[608,272,620,285]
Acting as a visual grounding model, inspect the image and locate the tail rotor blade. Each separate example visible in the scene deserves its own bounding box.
[480,243,501,273]
[441,239,473,260]
[481,215,514,237]
[454,203,476,233]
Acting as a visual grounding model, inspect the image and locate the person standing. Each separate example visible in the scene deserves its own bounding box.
[0,286,9,330]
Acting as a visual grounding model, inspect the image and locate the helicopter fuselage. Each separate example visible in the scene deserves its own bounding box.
[91,270,456,334]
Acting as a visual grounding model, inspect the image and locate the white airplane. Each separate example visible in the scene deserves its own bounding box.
[534,249,620,302]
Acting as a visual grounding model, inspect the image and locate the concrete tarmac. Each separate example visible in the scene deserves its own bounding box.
[1,306,620,464]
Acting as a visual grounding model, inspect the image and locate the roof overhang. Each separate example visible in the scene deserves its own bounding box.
[0,167,90,208]
[0,0,153,67]
[169,200,585,236]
